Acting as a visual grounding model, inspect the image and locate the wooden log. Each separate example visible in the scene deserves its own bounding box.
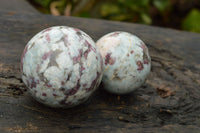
[0,10,200,133]
[0,0,39,14]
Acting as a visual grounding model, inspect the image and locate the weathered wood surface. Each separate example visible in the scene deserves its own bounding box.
[0,10,200,132]
[0,0,39,14]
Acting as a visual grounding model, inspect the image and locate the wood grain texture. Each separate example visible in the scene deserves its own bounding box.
[0,0,39,14]
[0,11,200,133]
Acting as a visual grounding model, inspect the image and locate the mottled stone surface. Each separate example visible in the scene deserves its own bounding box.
[96,32,151,94]
[1,9,200,133]
[21,26,103,108]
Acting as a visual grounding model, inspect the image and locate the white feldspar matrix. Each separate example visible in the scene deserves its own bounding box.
[96,31,151,94]
[21,26,103,108]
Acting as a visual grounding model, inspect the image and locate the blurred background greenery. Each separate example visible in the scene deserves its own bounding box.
[28,0,200,33]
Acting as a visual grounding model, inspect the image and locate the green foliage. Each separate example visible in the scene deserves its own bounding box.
[101,3,121,17]
[153,0,170,13]
[141,13,152,24]
[53,0,67,14]
[118,0,150,8]
[182,9,200,33]
[34,0,53,7]
[31,0,200,33]
[100,0,170,24]
[78,12,91,18]
[100,0,152,24]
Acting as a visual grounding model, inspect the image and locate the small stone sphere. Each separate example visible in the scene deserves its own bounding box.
[21,26,103,108]
[96,31,151,94]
